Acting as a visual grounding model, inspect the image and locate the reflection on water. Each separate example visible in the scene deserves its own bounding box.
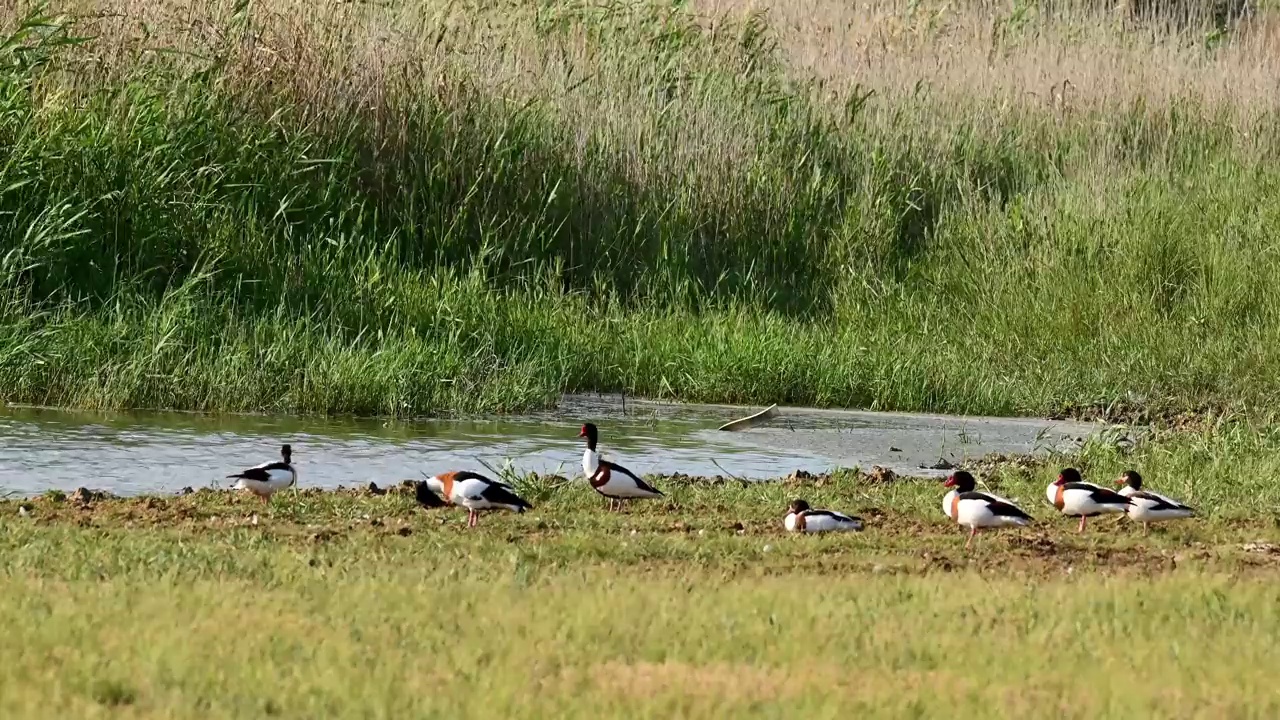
[0,397,1099,497]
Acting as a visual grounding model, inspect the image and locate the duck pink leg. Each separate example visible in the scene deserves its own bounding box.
[467,510,477,528]
[965,526,978,550]
[1078,515,1087,533]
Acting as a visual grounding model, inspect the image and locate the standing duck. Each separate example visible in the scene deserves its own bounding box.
[578,423,664,510]
[227,444,296,503]
[783,499,864,533]
[423,470,532,528]
[1046,467,1131,532]
[1115,470,1195,534]
[941,471,1032,549]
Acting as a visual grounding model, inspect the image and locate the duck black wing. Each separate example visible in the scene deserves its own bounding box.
[227,461,290,481]
[806,509,862,523]
[1064,482,1131,506]
[602,461,663,496]
[962,491,1032,520]
[1132,490,1193,512]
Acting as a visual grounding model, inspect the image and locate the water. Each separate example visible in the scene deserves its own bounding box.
[0,396,1102,497]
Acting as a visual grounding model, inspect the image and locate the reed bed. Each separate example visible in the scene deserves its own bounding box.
[0,0,1277,417]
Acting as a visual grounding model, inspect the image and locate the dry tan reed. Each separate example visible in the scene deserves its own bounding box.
[16,0,1280,115]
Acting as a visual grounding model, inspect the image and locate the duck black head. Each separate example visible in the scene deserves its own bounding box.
[1055,467,1082,486]
[578,422,599,449]
[788,499,811,515]
[281,444,292,462]
[943,471,976,492]
[1116,470,1143,490]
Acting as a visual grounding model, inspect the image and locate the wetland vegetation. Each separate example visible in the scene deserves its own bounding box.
[0,0,1279,419]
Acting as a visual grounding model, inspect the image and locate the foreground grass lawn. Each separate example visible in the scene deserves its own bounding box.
[3,471,1280,719]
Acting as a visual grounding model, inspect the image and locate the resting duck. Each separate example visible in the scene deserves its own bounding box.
[1046,467,1131,532]
[941,471,1032,549]
[783,499,864,533]
[227,444,296,503]
[1115,470,1194,534]
[423,470,532,528]
[578,423,663,510]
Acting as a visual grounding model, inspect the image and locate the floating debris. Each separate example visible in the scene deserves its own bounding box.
[717,404,778,431]
[919,458,956,471]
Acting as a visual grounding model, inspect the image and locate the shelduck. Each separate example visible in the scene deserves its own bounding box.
[1115,470,1195,534]
[578,423,664,510]
[941,471,1032,549]
[1046,467,1131,532]
[423,470,532,528]
[783,499,864,533]
[227,444,296,503]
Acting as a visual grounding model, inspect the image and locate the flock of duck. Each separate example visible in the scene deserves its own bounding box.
[225,423,1195,547]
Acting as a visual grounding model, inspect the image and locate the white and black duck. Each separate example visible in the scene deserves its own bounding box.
[578,423,663,510]
[423,470,532,528]
[227,444,296,503]
[783,499,864,533]
[1046,467,1131,533]
[941,471,1032,549]
[1115,470,1194,534]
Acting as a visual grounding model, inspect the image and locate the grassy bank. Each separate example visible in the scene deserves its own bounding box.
[1,0,1279,418]
[3,470,1280,718]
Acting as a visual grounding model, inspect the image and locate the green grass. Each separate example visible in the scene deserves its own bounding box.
[1,0,1280,418]
[3,453,1280,719]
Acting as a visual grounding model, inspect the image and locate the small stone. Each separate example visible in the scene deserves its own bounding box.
[872,564,886,574]
[630,529,638,536]
[697,529,706,537]
[763,544,773,553]
[370,518,384,527]
[250,514,259,526]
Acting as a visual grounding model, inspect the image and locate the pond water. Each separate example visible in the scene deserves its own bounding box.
[0,395,1101,497]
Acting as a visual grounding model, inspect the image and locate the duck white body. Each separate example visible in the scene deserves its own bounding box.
[941,491,1031,530]
[1115,470,1194,532]
[423,470,532,527]
[784,500,864,533]
[227,444,296,502]
[1048,468,1131,532]
[578,423,663,509]
[942,472,1032,548]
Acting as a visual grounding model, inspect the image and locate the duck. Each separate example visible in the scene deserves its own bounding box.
[423,470,532,528]
[1046,467,1131,532]
[1115,470,1194,534]
[578,423,664,510]
[227,444,296,503]
[783,499,864,533]
[941,471,1032,549]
